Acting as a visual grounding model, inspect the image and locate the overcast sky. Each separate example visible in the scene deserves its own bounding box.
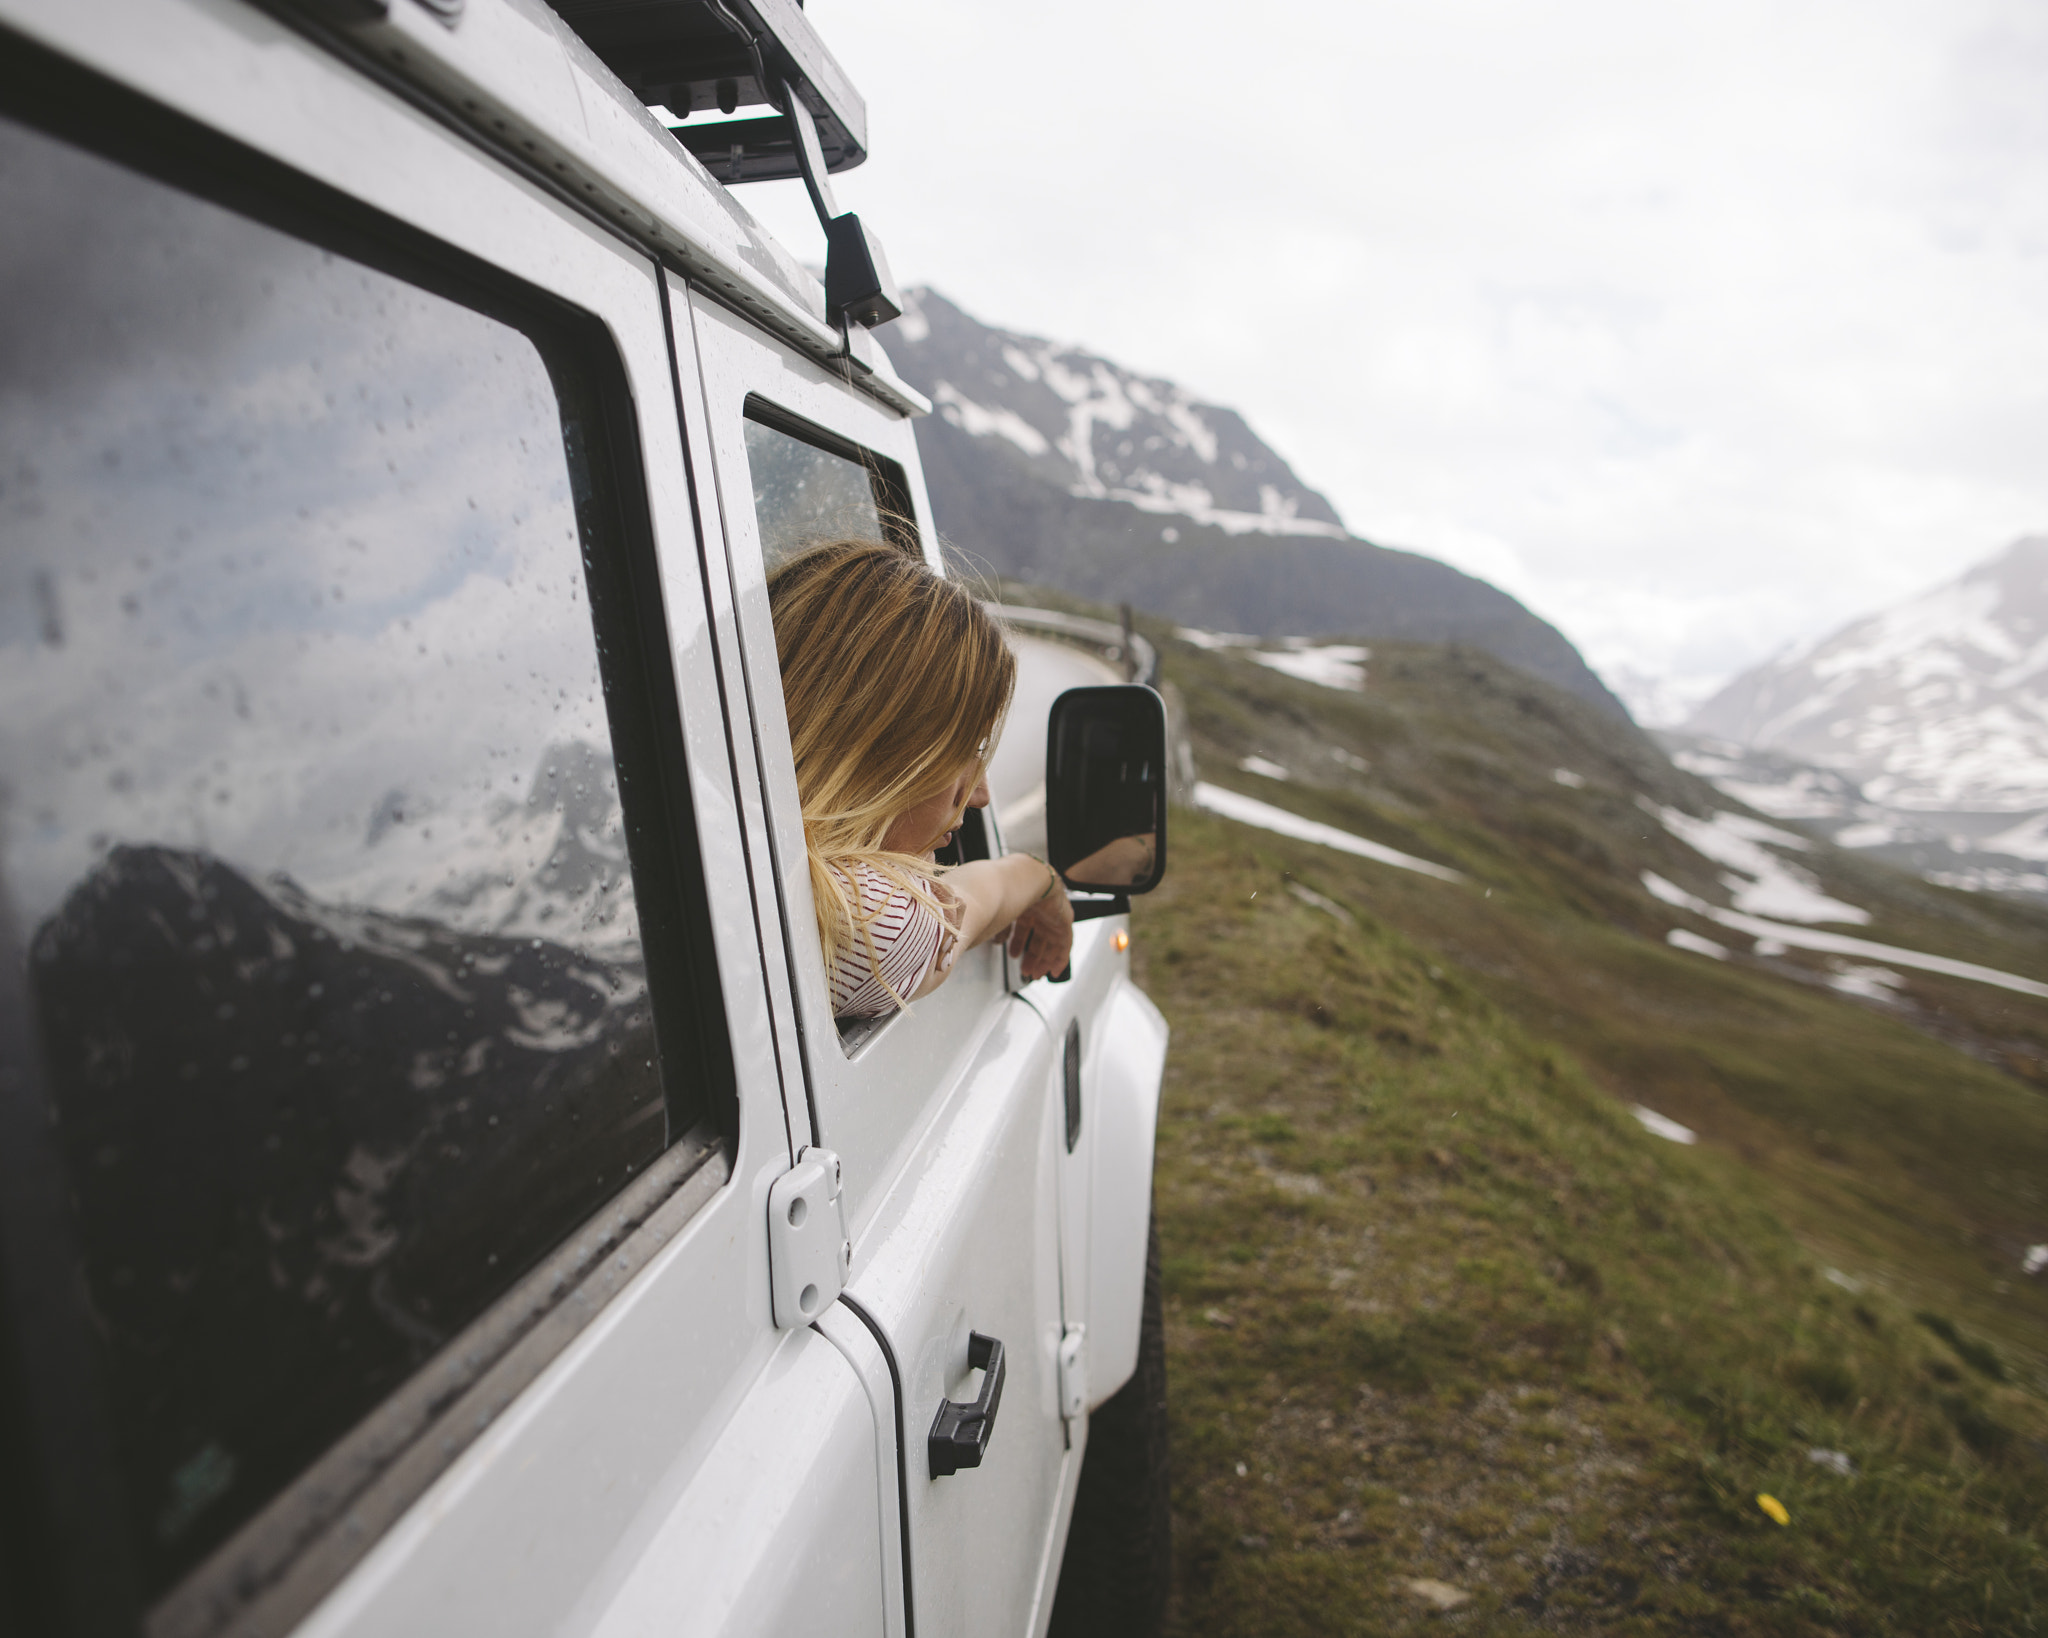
[740,0,2048,713]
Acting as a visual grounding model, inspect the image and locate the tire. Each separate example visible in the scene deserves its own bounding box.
[1047,1213,1171,1638]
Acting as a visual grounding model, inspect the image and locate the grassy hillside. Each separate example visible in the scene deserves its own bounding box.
[1097,617,2048,1633]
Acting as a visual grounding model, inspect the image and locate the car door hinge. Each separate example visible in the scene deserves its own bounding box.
[768,1147,851,1329]
[1057,1324,1088,1421]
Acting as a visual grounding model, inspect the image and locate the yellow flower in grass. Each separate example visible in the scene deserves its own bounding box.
[1757,1493,1790,1526]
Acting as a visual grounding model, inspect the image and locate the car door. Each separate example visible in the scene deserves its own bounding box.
[680,284,1077,1634]
[0,10,888,1637]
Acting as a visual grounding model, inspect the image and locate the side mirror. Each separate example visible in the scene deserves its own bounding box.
[1046,685,1168,896]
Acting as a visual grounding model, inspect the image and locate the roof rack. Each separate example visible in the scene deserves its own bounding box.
[549,0,863,183]
[549,0,900,331]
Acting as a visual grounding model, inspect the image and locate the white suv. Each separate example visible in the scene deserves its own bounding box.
[0,4,1172,1636]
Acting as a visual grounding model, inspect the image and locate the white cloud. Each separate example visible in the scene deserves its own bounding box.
[744,0,2048,693]
[0,262,619,935]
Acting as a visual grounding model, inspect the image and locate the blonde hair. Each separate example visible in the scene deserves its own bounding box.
[768,539,1017,1000]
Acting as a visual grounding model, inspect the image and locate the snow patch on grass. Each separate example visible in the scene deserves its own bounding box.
[1827,963,1904,1001]
[1632,1105,1698,1145]
[1649,802,1870,925]
[1193,783,1462,882]
[1642,871,2048,999]
[1250,643,1369,692]
[1177,626,1255,651]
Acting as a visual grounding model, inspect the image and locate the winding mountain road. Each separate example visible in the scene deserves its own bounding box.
[987,634,1121,856]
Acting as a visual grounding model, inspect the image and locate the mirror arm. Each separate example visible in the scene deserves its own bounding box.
[1068,893,1130,923]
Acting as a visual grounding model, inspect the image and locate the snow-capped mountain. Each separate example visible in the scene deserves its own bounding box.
[895,289,1348,541]
[1678,537,2048,898]
[884,289,1625,717]
[326,740,640,959]
[1602,665,1722,732]
[1690,537,2048,812]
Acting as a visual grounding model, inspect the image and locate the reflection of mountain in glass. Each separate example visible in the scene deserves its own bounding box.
[29,831,662,1593]
[337,741,640,958]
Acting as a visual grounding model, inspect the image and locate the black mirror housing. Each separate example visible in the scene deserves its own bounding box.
[1046,685,1168,896]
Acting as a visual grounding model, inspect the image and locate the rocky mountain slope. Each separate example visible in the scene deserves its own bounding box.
[1681,537,2048,897]
[884,289,1625,717]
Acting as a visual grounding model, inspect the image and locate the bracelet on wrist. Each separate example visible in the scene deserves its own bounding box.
[1032,856,1059,902]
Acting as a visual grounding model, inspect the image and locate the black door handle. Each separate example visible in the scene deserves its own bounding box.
[928,1332,1006,1478]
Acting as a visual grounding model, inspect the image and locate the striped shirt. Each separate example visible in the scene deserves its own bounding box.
[828,862,960,1018]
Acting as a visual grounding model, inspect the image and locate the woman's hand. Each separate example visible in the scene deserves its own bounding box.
[930,852,1075,984]
[1005,869,1074,981]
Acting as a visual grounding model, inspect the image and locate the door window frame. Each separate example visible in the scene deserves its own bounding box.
[682,290,1032,1231]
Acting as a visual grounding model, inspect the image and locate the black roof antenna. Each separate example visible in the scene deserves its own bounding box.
[781,77,901,332]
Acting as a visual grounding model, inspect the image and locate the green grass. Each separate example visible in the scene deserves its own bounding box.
[1137,819,2048,1634]
[1099,619,2048,1635]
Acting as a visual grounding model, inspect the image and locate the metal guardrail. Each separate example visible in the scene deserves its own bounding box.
[988,604,1158,688]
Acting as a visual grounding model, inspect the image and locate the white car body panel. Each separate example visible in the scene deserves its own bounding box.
[839,999,1072,1637]
[579,1328,887,1638]
[1077,979,1169,1403]
[0,2,1170,1633]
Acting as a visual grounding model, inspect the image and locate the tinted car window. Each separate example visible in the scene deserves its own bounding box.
[743,414,889,567]
[0,112,683,1598]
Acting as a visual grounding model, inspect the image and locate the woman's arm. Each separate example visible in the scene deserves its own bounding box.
[914,852,1075,992]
